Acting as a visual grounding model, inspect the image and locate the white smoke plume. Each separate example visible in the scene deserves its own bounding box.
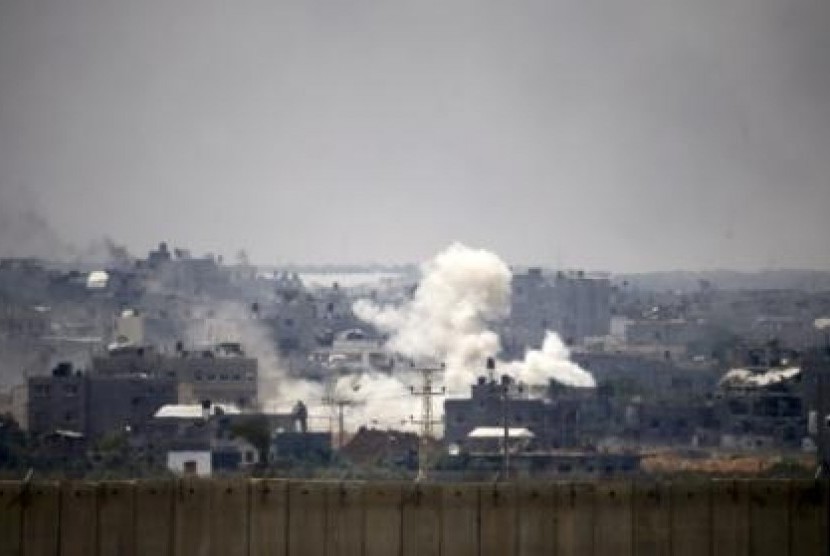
[354,243,596,395]
[502,331,596,388]
[354,242,511,393]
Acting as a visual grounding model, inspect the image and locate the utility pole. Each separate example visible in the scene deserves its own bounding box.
[322,359,366,450]
[410,363,445,481]
[501,374,511,481]
[322,395,361,449]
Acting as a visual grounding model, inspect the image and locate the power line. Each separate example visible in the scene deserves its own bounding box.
[409,363,445,482]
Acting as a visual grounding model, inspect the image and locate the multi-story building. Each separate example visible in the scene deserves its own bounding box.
[28,340,259,440]
[27,363,87,435]
[310,329,394,374]
[713,364,807,450]
[85,374,177,438]
[27,362,176,439]
[505,268,611,353]
[92,343,258,408]
[444,375,554,450]
[443,369,611,451]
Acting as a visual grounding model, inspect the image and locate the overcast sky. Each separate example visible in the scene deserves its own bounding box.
[0,0,828,271]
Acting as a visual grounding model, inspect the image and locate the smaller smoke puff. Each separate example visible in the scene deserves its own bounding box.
[328,371,421,429]
[503,332,596,388]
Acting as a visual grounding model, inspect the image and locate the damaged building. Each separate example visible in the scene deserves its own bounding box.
[443,359,613,453]
[441,371,638,479]
[713,360,807,451]
[27,361,177,440]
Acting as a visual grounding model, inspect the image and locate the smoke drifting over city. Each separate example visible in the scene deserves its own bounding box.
[188,244,595,431]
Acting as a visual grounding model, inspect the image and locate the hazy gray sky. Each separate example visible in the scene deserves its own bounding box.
[1,0,828,271]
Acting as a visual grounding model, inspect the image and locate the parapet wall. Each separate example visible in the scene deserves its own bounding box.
[0,479,827,555]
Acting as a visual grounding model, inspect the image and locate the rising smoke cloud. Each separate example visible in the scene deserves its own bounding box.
[354,243,511,392]
[354,243,596,394]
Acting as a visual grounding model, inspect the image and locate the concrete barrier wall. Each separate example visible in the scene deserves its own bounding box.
[0,479,826,555]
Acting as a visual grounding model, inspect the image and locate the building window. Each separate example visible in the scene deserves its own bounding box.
[728,399,749,415]
[34,384,51,397]
[33,411,47,426]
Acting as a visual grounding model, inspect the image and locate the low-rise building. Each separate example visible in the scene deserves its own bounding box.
[444,376,555,451]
